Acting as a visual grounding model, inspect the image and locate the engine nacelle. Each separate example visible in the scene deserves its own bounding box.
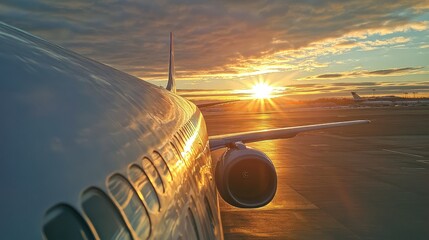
[215,142,277,208]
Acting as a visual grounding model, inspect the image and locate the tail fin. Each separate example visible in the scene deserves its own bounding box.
[166,32,176,93]
[351,92,362,100]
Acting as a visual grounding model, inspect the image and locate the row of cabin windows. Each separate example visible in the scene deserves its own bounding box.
[43,197,215,240]
[43,151,170,240]
[175,119,201,162]
[44,191,215,239]
[43,118,213,240]
[172,119,218,240]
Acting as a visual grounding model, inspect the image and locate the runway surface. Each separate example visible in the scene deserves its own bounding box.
[204,106,429,240]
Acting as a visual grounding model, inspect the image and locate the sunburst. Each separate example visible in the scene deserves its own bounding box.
[252,82,273,99]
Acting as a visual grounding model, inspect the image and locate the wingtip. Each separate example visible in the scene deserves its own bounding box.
[356,120,371,124]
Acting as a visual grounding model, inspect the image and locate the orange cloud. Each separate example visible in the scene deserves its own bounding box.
[1,0,428,83]
[302,67,426,80]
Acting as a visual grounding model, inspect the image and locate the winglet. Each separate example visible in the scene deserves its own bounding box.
[166,32,176,93]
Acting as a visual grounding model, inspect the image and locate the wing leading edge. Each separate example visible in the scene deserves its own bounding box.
[196,100,239,108]
[209,120,370,151]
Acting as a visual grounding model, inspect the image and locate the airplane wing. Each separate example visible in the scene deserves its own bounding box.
[196,100,240,108]
[209,120,370,151]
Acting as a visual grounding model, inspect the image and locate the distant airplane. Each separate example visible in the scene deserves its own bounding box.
[0,22,370,239]
[351,92,429,106]
[351,92,394,106]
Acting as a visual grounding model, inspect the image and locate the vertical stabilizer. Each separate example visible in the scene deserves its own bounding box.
[166,32,176,93]
[351,92,362,101]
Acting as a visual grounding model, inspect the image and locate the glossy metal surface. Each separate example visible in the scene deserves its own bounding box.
[0,22,222,239]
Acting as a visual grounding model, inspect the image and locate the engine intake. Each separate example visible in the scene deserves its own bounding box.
[215,142,277,208]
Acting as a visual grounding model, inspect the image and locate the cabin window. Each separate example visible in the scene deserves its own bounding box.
[174,135,185,152]
[187,122,193,130]
[142,157,165,193]
[205,197,216,237]
[186,126,198,155]
[187,208,200,240]
[185,128,192,141]
[128,164,160,212]
[184,127,197,155]
[183,125,191,139]
[179,130,194,156]
[189,123,196,134]
[190,121,196,131]
[171,142,181,156]
[152,151,173,182]
[81,188,132,240]
[108,174,151,239]
[180,124,190,138]
[178,132,187,153]
[171,142,188,168]
[43,204,94,240]
[174,135,193,166]
[189,114,197,128]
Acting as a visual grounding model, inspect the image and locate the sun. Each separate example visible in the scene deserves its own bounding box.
[251,82,273,99]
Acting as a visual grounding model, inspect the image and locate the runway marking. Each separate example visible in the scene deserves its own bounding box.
[382,149,424,158]
[311,144,329,147]
[401,167,426,170]
[416,160,429,165]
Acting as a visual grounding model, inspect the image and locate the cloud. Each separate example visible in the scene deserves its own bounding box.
[0,0,428,82]
[368,67,422,75]
[305,67,425,80]
[317,74,344,79]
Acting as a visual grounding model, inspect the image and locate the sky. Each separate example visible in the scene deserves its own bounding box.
[1,0,429,98]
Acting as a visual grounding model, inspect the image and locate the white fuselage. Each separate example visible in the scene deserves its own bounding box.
[0,22,222,239]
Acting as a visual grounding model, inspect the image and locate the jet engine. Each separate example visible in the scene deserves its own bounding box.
[215,142,277,208]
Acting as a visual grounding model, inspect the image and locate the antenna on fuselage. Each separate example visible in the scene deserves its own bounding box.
[166,32,176,93]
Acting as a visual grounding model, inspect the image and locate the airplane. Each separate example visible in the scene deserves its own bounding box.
[351,92,429,106]
[351,92,394,106]
[0,22,370,239]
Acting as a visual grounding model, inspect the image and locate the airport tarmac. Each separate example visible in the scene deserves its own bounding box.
[204,106,429,240]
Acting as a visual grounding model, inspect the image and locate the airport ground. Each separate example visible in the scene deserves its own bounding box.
[204,105,429,240]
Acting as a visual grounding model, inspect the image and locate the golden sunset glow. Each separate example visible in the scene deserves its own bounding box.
[252,82,274,99]
[5,1,427,97]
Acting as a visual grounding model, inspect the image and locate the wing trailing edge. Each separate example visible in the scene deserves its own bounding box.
[209,120,370,151]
